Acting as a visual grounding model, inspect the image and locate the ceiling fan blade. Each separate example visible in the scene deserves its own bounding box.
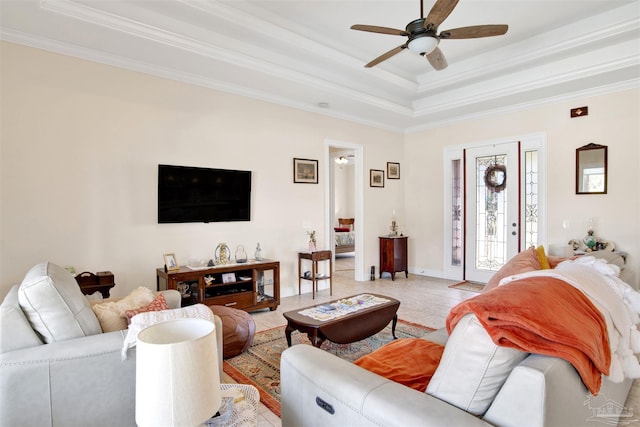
[426,47,448,70]
[424,0,460,30]
[365,44,407,68]
[439,24,508,39]
[351,24,408,36]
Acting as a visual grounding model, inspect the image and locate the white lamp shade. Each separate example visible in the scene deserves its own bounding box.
[407,36,439,55]
[136,318,221,427]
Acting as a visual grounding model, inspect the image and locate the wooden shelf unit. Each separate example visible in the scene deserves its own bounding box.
[156,260,280,312]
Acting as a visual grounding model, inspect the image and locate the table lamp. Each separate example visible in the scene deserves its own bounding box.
[136,318,221,427]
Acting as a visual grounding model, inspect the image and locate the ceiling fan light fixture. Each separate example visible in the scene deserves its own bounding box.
[335,156,349,165]
[407,35,438,55]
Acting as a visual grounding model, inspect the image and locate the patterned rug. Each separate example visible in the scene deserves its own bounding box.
[223,319,434,417]
[448,281,485,293]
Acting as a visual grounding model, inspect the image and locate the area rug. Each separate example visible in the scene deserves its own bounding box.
[448,280,485,293]
[223,319,434,417]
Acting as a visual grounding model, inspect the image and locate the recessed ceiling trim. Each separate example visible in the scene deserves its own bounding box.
[39,0,414,116]
[1,0,636,131]
[417,5,640,93]
[406,78,640,134]
[44,0,417,92]
[413,52,640,116]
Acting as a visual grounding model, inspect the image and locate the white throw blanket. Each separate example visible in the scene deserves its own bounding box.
[500,256,640,382]
[121,304,215,360]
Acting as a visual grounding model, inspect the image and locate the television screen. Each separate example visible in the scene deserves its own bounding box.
[158,164,251,223]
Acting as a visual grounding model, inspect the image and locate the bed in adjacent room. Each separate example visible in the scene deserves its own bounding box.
[335,218,355,254]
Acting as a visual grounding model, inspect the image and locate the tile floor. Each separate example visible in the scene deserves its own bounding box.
[238,265,475,427]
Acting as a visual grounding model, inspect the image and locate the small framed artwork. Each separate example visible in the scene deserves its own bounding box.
[293,158,319,184]
[163,253,179,271]
[222,272,237,284]
[370,169,385,188]
[387,162,400,179]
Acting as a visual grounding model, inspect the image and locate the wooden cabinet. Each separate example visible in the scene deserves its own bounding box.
[379,236,408,281]
[156,260,280,312]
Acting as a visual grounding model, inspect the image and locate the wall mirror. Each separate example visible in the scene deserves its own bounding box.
[576,143,607,194]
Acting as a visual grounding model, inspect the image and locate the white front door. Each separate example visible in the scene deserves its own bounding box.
[464,142,520,283]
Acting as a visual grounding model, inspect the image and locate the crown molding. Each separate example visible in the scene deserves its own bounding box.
[405,78,640,134]
[2,1,637,133]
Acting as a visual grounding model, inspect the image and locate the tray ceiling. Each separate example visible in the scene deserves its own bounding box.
[1,0,639,132]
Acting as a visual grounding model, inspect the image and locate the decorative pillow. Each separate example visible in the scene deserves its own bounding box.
[426,313,528,415]
[124,293,169,323]
[18,261,102,343]
[536,245,551,269]
[91,287,155,332]
[354,338,444,392]
[121,304,215,359]
[484,247,541,293]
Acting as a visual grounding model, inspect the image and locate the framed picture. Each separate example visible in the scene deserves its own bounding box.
[293,158,319,184]
[222,272,237,284]
[163,253,179,271]
[387,162,400,179]
[370,169,384,188]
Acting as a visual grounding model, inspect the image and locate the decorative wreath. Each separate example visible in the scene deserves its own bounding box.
[484,164,507,193]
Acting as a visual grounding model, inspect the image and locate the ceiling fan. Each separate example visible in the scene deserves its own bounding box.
[351,0,508,70]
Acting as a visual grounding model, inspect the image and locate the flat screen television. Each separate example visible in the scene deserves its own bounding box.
[158,164,251,223]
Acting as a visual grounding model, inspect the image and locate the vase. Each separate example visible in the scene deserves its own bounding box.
[583,230,597,251]
[255,243,262,261]
[308,241,316,252]
[235,245,247,263]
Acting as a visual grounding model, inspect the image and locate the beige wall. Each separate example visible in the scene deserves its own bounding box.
[405,88,640,288]
[0,42,404,298]
[2,41,638,300]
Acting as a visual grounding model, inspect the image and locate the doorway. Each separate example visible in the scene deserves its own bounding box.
[464,142,520,283]
[324,139,365,281]
[443,134,546,283]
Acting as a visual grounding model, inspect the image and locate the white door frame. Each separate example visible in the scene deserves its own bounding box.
[443,133,547,281]
[325,139,365,281]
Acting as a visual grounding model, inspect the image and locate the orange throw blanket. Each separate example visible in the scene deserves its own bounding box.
[447,277,610,395]
[354,338,445,392]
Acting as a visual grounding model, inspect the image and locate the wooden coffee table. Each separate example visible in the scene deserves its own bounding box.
[283,294,400,348]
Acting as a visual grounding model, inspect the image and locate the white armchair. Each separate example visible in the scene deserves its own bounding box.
[0,262,223,427]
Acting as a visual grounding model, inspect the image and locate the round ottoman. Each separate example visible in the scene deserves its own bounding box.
[209,305,256,358]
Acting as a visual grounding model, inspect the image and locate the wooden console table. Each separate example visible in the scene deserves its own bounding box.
[156,260,280,312]
[379,236,408,280]
[298,250,332,299]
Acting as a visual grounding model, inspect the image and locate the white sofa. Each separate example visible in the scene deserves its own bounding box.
[0,262,223,427]
[281,255,638,427]
[281,319,633,427]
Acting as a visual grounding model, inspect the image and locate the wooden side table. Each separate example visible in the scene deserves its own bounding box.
[379,236,408,281]
[298,250,333,299]
[75,271,115,298]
